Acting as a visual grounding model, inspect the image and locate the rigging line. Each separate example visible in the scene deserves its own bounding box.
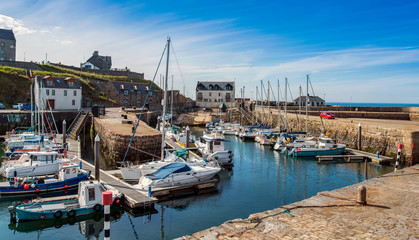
[170,43,190,98]
[122,44,167,163]
[286,79,302,127]
[42,106,60,152]
[308,77,325,130]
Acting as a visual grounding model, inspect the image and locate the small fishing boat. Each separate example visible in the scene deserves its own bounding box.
[0,163,89,196]
[195,132,234,166]
[1,151,71,178]
[239,128,257,141]
[9,180,123,221]
[134,162,220,190]
[290,137,346,157]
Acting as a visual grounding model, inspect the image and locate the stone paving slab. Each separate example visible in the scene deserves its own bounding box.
[178,165,419,240]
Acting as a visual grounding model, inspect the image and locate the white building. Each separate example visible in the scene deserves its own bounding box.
[34,76,82,110]
[196,81,236,108]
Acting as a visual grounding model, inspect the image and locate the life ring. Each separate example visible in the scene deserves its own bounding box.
[93,204,102,212]
[54,210,63,219]
[67,209,76,217]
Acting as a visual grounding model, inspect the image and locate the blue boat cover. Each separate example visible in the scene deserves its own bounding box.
[147,163,191,179]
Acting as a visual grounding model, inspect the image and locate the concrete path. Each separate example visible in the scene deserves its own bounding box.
[178,165,419,240]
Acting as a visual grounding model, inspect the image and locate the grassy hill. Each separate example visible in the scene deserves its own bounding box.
[0,64,161,107]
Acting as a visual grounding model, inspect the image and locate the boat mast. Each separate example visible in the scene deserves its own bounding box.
[30,83,33,129]
[299,85,302,132]
[260,80,264,125]
[268,81,270,127]
[161,37,170,161]
[284,78,287,132]
[277,79,280,131]
[255,86,258,124]
[170,75,174,127]
[306,75,309,134]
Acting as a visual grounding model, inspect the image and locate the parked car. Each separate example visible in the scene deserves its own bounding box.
[0,103,5,109]
[20,103,37,111]
[320,112,335,119]
[203,107,213,112]
[13,103,25,109]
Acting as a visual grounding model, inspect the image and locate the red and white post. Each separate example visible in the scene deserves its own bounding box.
[102,191,113,240]
[395,143,403,172]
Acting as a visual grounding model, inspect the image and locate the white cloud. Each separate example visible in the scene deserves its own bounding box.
[0,14,36,35]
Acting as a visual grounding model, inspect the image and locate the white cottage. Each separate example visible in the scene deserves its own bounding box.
[34,76,82,110]
[196,81,236,108]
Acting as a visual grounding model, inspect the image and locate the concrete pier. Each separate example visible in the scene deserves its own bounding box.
[179,165,419,239]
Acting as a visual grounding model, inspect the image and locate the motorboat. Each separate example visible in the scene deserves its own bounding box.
[195,132,234,166]
[1,151,71,178]
[239,128,257,141]
[0,163,89,196]
[290,137,346,157]
[120,149,214,182]
[9,180,123,221]
[134,162,221,190]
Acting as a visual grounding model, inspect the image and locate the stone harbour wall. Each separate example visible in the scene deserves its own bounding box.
[93,118,161,169]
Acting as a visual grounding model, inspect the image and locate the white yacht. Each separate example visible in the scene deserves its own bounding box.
[1,151,71,178]
[195,132,234,166]
[134,162,221,190]
[120,149,214,182]
[289,137,346,157]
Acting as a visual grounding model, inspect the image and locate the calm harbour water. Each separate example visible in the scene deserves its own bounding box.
[0,128,394,239]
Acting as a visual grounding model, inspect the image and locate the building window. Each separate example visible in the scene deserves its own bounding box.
[68,81,74,87]
[64,90,67,96]
[46,89,49,95]
[209,85,213,90]
[124,90,129,96]
[204,99,208,102]
[226,93,231,102]
[197,92,203,101]
[123,99,128,104]
[137,90,142,95]
[148,92,153,96]
[218,92,221,96]
[209,92,212,97]
[0,50,3,54]
[73,90,77,96]
[52,90,55,96]
[72,100,75,105]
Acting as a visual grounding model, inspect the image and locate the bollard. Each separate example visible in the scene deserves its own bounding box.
[357,186,366,205]
[79,161,82,170]
[62,120,66,147]
[364,158,368,180]
[94,135,100,181]
[376,151,379,159]
[186,126,190,149]
[77,136,81,160]
[102,191,113,240]
[357,123,362,150]
[395,143,403,172]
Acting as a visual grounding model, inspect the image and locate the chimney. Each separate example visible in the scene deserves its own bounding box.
[93,51,99,56]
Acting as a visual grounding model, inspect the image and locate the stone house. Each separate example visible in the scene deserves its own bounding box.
[82,51,112,70]
[0,29,16,62]
[196,81,236,108]
[34,76,82,110]
[100,81,163,110]
[293,96,325,107]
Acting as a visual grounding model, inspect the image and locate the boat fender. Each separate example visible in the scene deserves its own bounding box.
[31,184,35,188]
[113,197,120,205]
[54,210,63,219]
[67,210,76,217]
[93,204,102,212]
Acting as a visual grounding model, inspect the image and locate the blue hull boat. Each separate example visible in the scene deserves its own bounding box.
[0,173,89,196]
[293,146,346,157]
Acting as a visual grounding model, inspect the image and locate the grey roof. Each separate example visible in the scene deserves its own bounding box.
[196,81,234,91]
[35,76,81,89]
[0,29,16,41]
[293,96,324,102]
[112,81,160,93]
[84,51,112,70]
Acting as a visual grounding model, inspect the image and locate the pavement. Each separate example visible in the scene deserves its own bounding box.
[178,165,419,240]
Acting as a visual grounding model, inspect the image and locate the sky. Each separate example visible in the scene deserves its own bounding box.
[1,0,418,103]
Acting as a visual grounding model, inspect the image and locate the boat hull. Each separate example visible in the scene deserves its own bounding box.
[293,146,346,157]
[0,174,89,196]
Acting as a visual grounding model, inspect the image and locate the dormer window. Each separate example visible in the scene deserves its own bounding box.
[226,84,233,90]
[68,81,74,87]
[209,84,213,90]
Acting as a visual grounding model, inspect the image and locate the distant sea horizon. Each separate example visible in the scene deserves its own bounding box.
[327,102,419,107]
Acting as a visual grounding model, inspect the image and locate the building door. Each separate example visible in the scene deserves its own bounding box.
[47,99,55,109]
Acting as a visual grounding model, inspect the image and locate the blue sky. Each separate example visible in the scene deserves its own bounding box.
[1,0,418,103]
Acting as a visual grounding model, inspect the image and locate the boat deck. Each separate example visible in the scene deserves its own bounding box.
[66,138,158,209]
